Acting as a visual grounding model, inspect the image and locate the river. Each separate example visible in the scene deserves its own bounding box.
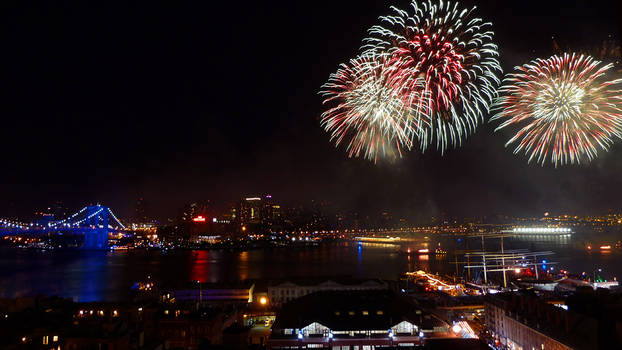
[1,231,621,301]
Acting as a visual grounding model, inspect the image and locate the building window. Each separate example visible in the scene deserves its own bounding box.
[43,336,49,345]
[348,311,355,316]
[376,310,384,315]
[53,336,59,342]
[362,311,369,315]
[334,311,340,316]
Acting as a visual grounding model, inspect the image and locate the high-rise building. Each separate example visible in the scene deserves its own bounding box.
[239,197,263,225]
[135,197,147,222]
[52,200,68,220]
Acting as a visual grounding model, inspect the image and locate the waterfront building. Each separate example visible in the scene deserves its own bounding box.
[166,282,255,305]
[267,278,391,306]
[268,290,449,349]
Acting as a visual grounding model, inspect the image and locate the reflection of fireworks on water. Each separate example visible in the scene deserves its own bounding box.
[492,53,622,166]
[319,54,426,162]
[363,0,501,152]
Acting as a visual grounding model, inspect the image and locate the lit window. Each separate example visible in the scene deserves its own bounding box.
[43,336,49,345]
[53,336,59,342]
[164,310,169,315]
[376,310,384,315]
[334,311,340,316]
[362,311,369,315]
[348,311,355,316]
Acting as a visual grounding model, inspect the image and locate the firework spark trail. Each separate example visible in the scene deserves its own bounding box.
[319,54,427,162]
[492,53,622,166]
[363,0,502,153]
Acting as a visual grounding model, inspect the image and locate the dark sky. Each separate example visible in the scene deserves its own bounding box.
[2,0,622,220]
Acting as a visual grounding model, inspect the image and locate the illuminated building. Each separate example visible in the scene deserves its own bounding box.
[239,197,263,226]
[268,290,447,349]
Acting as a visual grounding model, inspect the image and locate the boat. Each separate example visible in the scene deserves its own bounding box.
[401,243,446,256]
[516,278,564,292]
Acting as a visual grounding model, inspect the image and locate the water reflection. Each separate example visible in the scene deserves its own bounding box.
[1,230,622,301]
[190,250,211,283]
[238,251,249,281]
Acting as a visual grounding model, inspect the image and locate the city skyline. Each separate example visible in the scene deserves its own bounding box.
[4,2,622,349]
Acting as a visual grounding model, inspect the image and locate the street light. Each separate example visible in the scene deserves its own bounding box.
[259,296,268,305]
[195,280,202,305]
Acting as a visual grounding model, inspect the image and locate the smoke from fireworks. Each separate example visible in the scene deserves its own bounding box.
[320,54,425,162]
[363,0,501,152]
[492,53,622,166]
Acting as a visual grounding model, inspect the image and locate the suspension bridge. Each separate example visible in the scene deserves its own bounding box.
[0,205,125,249]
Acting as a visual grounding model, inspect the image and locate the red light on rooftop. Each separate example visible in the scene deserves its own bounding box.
[192,216,206,223]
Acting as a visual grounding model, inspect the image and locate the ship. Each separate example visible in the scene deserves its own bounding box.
[401,243,446,256]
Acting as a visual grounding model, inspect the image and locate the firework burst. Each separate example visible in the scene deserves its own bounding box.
[492,53,622,166]
[319,54,426,162]
[363,0,501,152]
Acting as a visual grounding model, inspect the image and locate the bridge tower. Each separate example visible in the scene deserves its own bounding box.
[82,205,109,250]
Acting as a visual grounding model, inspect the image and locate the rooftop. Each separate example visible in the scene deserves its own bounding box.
[272,290,444,331]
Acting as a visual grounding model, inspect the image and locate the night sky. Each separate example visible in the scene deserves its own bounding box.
[2,1,622,220]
